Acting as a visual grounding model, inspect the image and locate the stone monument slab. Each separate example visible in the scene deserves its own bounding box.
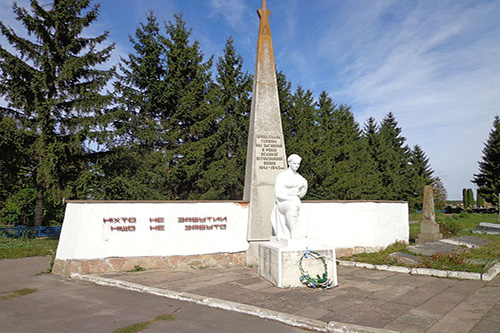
[407,241,465,257]
[258,240,338,288]
[440,235,492,248]
[417,185,442,243]
[388,252,422,266]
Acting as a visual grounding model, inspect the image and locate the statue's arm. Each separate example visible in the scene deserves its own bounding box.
[298,178,308,199]
[275,177,288,201]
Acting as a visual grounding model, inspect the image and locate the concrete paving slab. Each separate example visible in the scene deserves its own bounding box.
[70,262,500,333]
[470,301,500,333]
[425,285,500,333]
[416,290,467,314]
[383,309,442,333]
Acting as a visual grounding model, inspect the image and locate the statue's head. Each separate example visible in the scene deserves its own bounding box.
[288,154,302,164]
[288,154,302,171]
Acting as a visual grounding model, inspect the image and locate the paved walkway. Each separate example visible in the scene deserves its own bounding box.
[80,264,500,332]
[0,257,306,333]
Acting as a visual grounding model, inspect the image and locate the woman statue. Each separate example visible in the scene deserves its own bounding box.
[272,154,308,240]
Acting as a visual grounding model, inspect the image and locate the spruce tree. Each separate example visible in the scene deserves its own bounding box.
[0,0,114,225]
[409,145,434,210]
[472,116,500,204]
[113,11,167,150]
[362,117,384,200]
[0,116,34,206]
[200,37,252,199]
[375,112,412,201]
[282,86,317,170]
[104,11,172,200]
[312,93,380,200]
[161,14,214,199]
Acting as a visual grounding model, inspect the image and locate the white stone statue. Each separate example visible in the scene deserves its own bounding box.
[271,154,308,240]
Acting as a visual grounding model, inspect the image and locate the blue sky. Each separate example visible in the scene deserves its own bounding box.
[1,0,500,200]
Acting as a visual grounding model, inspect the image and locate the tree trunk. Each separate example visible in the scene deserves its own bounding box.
[34,186,44,226]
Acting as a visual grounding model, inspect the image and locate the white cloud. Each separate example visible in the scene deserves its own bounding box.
[302,0,500,199]
[208,0,248,30]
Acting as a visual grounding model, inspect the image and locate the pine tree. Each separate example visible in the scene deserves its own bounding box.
[200,37,252,199]
[0,0,114,225]
[472,116,500,204]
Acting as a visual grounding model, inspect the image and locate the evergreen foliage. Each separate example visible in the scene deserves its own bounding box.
[364,112,413,202]
[472,116,500,204]
[103,11,172,200]
[0,5,444,224]
[409,145,434,210]
[462,188,475,208]
[311,94,380,200]
[162,14,214,199]
[0,0,114,225]
[468,188,475,208]
[200,37,251,199]
[432,177,447,210]
[476,190,485,208]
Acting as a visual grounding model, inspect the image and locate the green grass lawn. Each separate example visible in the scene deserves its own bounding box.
[343,213,500,274]
[0,237,58,259]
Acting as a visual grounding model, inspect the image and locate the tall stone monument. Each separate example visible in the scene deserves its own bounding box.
[244,0,287,263]
[417,185,442,243]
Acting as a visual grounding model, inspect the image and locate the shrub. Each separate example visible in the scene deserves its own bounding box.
[0,189,36,225]
[438,218,462,237]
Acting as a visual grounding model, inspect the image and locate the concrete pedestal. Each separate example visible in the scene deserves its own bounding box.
[417,220,442,243]
[258,238,338,288]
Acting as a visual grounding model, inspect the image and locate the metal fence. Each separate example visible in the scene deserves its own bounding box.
[0,226,61,238]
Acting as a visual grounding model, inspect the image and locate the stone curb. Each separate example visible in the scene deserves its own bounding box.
[337,260,500,281]
[71,274,398,333]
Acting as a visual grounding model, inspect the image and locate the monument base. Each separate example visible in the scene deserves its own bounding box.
[52,252,246,276]
[258,238,338,288]
[417,219,442,243]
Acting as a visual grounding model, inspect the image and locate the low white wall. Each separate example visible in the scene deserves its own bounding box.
[55,200,408,262]
[55,201,249,260]
[304,201,409,249]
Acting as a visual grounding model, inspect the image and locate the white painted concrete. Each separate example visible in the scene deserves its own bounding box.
[304,201,409,249]
[56,200,409,261]
[56,201,249,260]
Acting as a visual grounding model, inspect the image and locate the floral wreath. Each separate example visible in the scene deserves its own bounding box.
[299,249,333,289]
